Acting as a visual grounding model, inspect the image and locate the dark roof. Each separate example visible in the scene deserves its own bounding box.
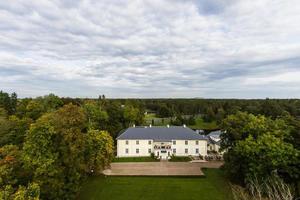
[207,130,222,145]
[207,130,222,137]
[117,126,207,141]
[207,137,221,145]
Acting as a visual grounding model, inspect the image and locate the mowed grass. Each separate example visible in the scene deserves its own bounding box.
[144,114,219,130]
[189,117,219,130]
[78,169,233,200]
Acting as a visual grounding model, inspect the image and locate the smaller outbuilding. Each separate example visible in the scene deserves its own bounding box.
[206,130,222,154]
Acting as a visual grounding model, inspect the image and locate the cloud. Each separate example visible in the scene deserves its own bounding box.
[0,0,300,98]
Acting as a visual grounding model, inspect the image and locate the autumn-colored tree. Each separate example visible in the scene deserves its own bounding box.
[23,104,87,199]
[23,103,114,199]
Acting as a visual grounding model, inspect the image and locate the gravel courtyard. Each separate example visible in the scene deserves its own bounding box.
[103,161,223,176]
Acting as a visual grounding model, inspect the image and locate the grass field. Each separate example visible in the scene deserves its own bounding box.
[113,156,159,162]
[189,117,219,130]
[78,169,233,200]
[144,113,219,130]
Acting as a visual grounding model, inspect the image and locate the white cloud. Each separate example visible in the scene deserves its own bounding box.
[0,0,300,98]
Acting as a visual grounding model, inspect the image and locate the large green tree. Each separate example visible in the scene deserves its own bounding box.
[84,129,114,174]
[221,112,300,188]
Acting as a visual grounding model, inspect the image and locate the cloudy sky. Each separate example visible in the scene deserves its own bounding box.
[0,0,300,98]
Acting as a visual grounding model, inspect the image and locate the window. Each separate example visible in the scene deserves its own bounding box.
[195,148,199,154]
[136,149,139,154]
[185,148,188,154]
[148,149,151,153]
[125,148,129,154]
[196,140,199,145]
[125,140,129,145]
[173,140,176,145]
[173,148,176,154]
[136,140,139,145]
[148,140,152,145]
[185,140,188,145]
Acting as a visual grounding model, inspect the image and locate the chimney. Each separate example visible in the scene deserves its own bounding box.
[133,124,135,128]
[167,124,170,128]
[183,124,186,128]
[149,124,152,128]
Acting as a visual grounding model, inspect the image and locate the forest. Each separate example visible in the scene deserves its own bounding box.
[0,90,299,199]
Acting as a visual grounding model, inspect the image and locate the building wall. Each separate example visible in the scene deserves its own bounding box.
[171,140,207,156]
[208,143,220,153]
[117,139,153,157]
[117,139,207,157]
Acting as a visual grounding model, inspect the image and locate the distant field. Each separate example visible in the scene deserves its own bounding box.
[144,114,219,130]
[189,117,219,130]
[144,113,172,126]
[78,169,233,200]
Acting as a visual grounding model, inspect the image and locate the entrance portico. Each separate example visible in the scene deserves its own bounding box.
[154,141,172,160]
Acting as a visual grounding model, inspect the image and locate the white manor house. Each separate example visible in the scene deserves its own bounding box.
[116,125,207,159]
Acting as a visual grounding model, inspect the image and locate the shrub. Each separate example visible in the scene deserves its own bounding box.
[169,155,192,162]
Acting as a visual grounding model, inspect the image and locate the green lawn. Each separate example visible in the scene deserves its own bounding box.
[144,114,219,130]
[78,169,233,200]
[112,156,159,162]
[189,117,219,130]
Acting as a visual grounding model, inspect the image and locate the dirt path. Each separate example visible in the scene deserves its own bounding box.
[103,161,223,176]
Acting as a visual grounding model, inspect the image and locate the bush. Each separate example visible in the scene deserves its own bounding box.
[169,155,192,162]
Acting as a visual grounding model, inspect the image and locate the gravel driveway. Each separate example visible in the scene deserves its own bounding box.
[103,161,223,176]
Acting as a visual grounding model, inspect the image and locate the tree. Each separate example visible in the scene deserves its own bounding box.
[221,112,299,190]
[10,93,17,115]
[0,183,40,200]
[203,106,215,122]
[0,91,17,115]
[25,101,44,120]
[84,130,114,174]
[11,182,40,200]
[0,116,32,147]
[220,112,288,150]
[23,104,87,199]
[261,99,285,118]
[233,134,299,183]
[157,105,173,118]
[83,101,108,130]
[123,104,140,127]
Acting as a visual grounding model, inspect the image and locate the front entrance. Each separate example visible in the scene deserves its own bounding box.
[160,150,168,159]
[154,141,172,160]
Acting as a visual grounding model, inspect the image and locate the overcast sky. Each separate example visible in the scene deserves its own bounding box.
[0,0,300,98]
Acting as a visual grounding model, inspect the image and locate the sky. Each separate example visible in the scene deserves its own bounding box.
[0,0,300,98]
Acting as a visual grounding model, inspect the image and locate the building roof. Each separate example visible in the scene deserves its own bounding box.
[207,130,222,137]
[207,130,222,145]
[117,126,207,141]
[207,137,221,145]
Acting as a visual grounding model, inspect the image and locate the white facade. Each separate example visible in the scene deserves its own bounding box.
[117,139,207,159]
[208,143,220,152]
